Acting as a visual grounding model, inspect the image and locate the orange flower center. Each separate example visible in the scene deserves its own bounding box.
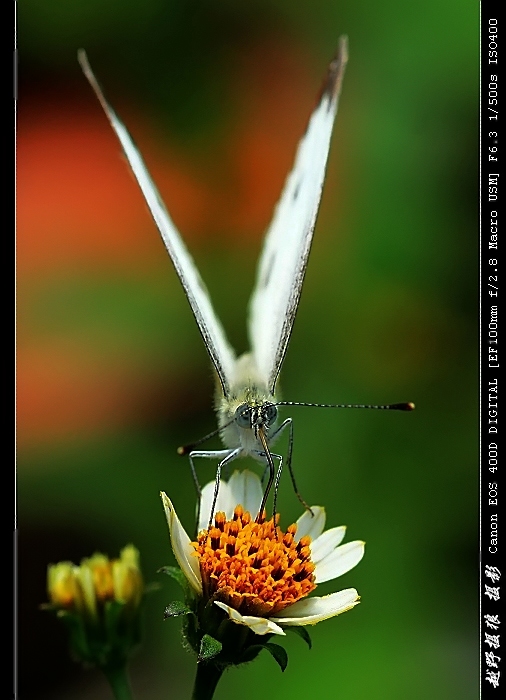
[192,506,316,617]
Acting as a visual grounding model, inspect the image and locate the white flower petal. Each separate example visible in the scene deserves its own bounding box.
[198,478,235,533]
[310,526,347,563]
[314,540,365,583]
[160,492,202,594]
[214,601,286,636]
[270,589,359,626]
[295,506,326,541]
[227,470,263,517]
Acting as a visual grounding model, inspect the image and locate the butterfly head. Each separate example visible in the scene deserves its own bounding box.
[217,385,278,453]
[235,402,278,431]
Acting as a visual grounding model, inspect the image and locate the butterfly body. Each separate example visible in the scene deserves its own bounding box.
[215,352,277,454]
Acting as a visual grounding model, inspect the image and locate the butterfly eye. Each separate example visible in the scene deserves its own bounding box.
[235,404,251,428]
[264,404,278,426]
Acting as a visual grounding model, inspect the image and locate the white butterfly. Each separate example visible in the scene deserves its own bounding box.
[78,39,351,522]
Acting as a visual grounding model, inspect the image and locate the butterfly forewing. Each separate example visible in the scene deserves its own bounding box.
[78,50,237,396]
[248,38,348,395]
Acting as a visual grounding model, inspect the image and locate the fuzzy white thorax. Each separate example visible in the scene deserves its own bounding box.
[215,353,277,454]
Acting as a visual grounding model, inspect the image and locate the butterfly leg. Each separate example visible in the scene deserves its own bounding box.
[188,448,237,534]
[258,422,284,486]
[268,418,313,516]
[252,448,283,527]
[208,448,242,530]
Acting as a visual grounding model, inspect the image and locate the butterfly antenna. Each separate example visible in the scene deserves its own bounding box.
[177,417,236,455]
[274,401,415,411]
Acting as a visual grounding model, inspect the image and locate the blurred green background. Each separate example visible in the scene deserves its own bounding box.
[17,1,478,698]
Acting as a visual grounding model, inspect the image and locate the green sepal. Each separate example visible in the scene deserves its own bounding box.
[241,642,288,672]
[56,610,91,663]
[157,565,187,590]
[263,643,288,672]
[198,634,223,663]
[103,600,142,667]
[104,600,126,637]
[164,601,194,619]
[285,625,312,649]
[104,598,141,648]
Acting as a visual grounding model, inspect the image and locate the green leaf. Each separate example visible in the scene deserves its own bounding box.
[263,643,288,672]
[163,601,193,619]
[243,642,289,671]
[198,634,222,662]
[285,625,312,649]
[158,565,187,589]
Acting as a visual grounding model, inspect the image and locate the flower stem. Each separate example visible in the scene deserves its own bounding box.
[102,663,135,700]
[192,662,224,700]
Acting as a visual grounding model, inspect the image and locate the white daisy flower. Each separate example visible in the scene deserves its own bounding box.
[161,470,364,636]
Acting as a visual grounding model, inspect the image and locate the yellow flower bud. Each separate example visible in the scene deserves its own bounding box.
[44,545,144,671]
[86,553,115,602]
[47,562,79,609]
[112,545,144,608]
[74,561,98,620]
[47,546,143,622]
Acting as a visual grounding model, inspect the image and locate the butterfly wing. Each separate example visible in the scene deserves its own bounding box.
[78,51,236,396]
[248,37,348,395]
